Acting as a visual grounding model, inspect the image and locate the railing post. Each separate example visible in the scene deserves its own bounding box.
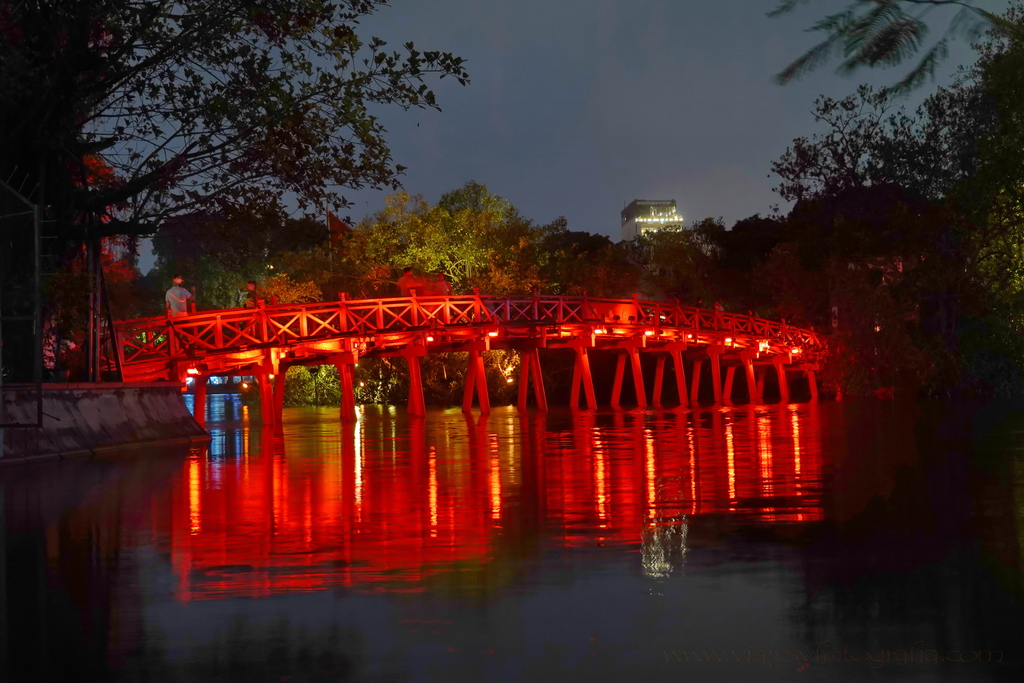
[338,292,349,333]
[215,315,224,348]
[168,320,179,356]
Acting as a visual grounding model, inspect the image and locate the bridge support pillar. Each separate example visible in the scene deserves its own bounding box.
[258,370,274,426]
[671,349,688,408]
[517,349,548,412]
[610,353,625,406]
[193,374,208,425]
[273,366,288,427]
[462,349,490,414]
[690,358,703,406]
[630,347,647,408]
[723,366,736,406]
[805,368,818,401]
[407,354,427,417]
[708,350,723,405]
[570,347,597,408]
[774,359,790,404]
[653,355,666,407]
[337,362,357,421]
[743,357,758,405]
[755,369,766,403]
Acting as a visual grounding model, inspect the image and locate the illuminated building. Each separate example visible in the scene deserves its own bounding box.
[620,199,683,242]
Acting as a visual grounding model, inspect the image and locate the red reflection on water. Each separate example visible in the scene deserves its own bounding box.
[163,405,824,600]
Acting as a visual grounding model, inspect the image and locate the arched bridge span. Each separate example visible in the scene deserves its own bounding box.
[113,294,826,424]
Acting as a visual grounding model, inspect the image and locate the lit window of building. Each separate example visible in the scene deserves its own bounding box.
[620,199,684,242]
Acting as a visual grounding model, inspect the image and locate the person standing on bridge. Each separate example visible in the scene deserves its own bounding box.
[165,275,194,318]
[398,267,421,296]
[243,280,260,309]
[430,272,453,296]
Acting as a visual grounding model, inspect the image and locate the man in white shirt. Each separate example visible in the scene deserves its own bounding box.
[165,275,194,317]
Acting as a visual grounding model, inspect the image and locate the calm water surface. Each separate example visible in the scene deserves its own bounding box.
[1,398,1022,682]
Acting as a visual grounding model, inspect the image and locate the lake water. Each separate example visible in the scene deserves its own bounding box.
[1,398,1022,682]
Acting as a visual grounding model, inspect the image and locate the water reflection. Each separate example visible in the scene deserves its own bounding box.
[2,400,1022,682]
[165,404,826,600]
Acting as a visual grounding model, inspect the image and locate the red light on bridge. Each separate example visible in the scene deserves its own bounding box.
[792,347,801,354]
[487,331,499,337]
[186,368,200,375]
[687,334,693,339]
[594,328,607,335]
[724,337,733,344]
[644,330,654,336]
[426,336,434,342]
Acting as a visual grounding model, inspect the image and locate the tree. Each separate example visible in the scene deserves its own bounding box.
[635,222,722,303]
[1,0,468,378]
[770,0,1018,92]
[1,0,468,237]
[771,85,900,203]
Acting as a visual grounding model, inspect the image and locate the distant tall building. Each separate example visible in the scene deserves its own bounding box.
[620,199,683,242]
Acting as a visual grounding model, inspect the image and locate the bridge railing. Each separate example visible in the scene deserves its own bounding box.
[114,295,826,367]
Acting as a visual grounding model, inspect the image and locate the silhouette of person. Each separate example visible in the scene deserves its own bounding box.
[243,280,259,308]
[431,272,453,295]
[397,267,420,296]
[165,275,193,318]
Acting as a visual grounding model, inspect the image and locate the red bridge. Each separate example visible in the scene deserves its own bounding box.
[113,293,826,424]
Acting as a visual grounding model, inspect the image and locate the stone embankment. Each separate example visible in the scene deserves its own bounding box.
[1,382,209,464]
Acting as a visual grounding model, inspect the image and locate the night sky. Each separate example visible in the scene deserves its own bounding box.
[341,0,1003,239]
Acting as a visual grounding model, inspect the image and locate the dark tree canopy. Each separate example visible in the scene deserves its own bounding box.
[0,0,469,241]
[771,0,1019,92]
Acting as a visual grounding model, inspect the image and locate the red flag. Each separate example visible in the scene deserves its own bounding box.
[327,211,352,245]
